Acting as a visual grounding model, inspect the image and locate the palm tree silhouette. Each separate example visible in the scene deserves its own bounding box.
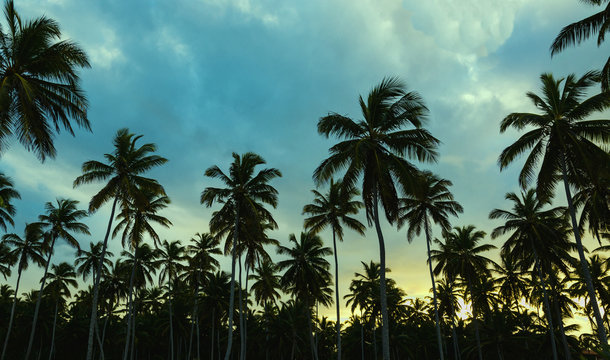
[201,152,281,360]
[303,178,365,360]
[45,262,78,360]
[0,0,90,160]
[314,77,439,360]
[0,173,19,231]
[74,128,167,360]
[499,71,610,344]
[397,170,463,360]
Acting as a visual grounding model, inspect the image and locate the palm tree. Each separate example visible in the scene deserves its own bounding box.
[73,128,168,360]
[201,152,281,360]
[431,225,495,360]
[0,241,12,279]
[25,198,89,360]
[436,277,462,359]
[0,223,45,360]
[302,178,365,360]
[157,239,186,360]
[498,71,610,344]
[278,232,333,360]
[0,173,19,231]
[572,155,609,244]
[0,0,90,160]
[313,77,439,360]
[493,253,529,316]
[550,0,610,90]
[570,255,610,334]
[490,190,575,360]
[397,170,463,360]
[184,232,221,360]
[45,262,77,360]
[75,241,114,282]
[249,260,282,360]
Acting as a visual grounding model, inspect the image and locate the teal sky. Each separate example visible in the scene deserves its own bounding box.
[2,0,607,321]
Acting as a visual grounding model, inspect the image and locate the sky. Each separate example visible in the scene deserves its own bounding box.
[2,0,608,323]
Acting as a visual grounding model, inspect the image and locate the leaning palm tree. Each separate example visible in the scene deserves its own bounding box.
[25,198,89,360]
[397,170,463,360]
[0,0,90,160]
[303,178,365,360]
[201,152,281,360]
[157,239,186,360]
[45,262,77,360]
[550,0,610,90]
[0,223,45,360]
[313,77,439,360]
[498,71,610,344]
[0,173,19,231]
[277,232,333,360]
[431,225,495,360]
[73,128,168,360]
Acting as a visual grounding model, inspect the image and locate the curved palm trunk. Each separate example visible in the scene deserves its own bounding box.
[123,257,138,360]
[466,278,483,360]
[48,302,59,360]
[560,157,608,344]
[87,196,119,360]
[331,230,342,360]
[223,204,240,360]
[371,193,390,360]
[1,267,22,360]
[532,252,558,360]
[424,218,444,360]
[25,236,56,360]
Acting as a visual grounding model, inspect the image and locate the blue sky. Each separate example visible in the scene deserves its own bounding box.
[2,0,608,321]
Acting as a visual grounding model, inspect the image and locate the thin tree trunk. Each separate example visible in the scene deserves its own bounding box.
[130,305,136,360]
[1,267,22,360]
[448,291,461,360]
[466,278,483,360]
[331,230,342,360]
[425,218,445,360]
[550,278,571,360]
[223,204,239,360]
[25,235,56,360]
[123,257,138,360]
[243,264,250,360]
[360,311,364,360]
[87,196,119,360]
[560,156,608,344]
[196,309,201,360]
[532,252,558,360]
[371,192,390,360]
[210,309,215,360]
[188,270,201,360]
[100,310,110,360]
[48,302,58,360]
[169,278,175,360]
[238,255,244,360]
[307,299,319,360]
[372,324,377,360]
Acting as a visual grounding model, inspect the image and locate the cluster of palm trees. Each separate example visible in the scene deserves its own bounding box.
[0,0,608,359]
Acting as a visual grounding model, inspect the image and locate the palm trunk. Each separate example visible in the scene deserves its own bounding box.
[100,309,110,360]
[448,291,461,360]
[307,299,319,360]
[168,278,175,360]
[48,302,59,360]
[130,304,136,360]
[360,317,364,360]
[210,308,215,360]
[243,264,250,360]
[1,267,22,360]
[238,255,245,360]
[87,196,119,360]
[25,235,56,360]
[425,217,445,360]
[532,252,558,360]
[371,192,390,360]
[466,278,483,360]
[196,309,201,360]
[123,256,138,360]
[223,204,239,360]
[188,271,201,360]
[554,296,571,360]
[331,230,342,360]
[560,156,608,344]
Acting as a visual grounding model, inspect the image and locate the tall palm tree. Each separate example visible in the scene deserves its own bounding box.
[184,232,221,360]
[73,128,168,360]
[277,232,333,360]
[0,0,90,160]
[201,152,281,360]
[498,71,610,344]
[550,0,610,90]
[431,225,495,360]
[157,239,186,360]
[0,223,45,360]
[45,262,77,360]
[75,241,114,282]
[313,77,439,360]
[397,170,463,360]
[25,198,89,360]
[303,178,365,360]
[0,173,19,231]
[490,190,575,360]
